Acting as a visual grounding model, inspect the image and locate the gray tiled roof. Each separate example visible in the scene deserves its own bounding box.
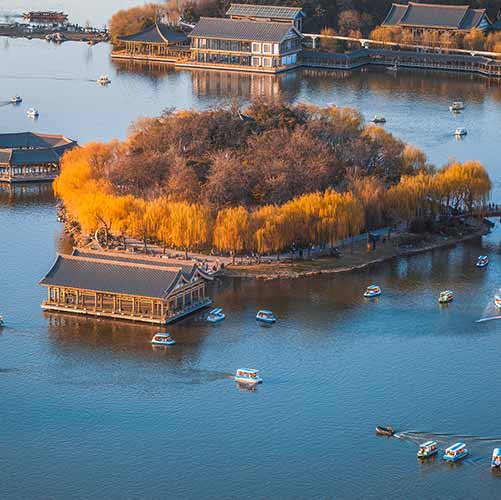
[383,2,487,30]
[118,23,188,44]
[0,132,76,166]
[226,3,304,20]
[40,254,188,299]
[190,17,299,42]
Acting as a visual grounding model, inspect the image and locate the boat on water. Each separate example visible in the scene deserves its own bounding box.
[387,63,398,72]
[495,295,501,310]
[364,285,382,298]
[375,425,395,437]
[234,368,262,385]
[449,101,465,112]
[151,333,176,346]
[476,255,489,267]
[0,315,4,326]
[26,108,39,118]
[256,309,276,324]
[438,290,454,304]
[371,115,386,124]
[417,441,439,458]
[207,307,225,323]
[10,95,22,104]
[23,11,68,22]
[443,442,468,462]
[97,75,111,85]
[491,448,501,469]
[455,127,467,137]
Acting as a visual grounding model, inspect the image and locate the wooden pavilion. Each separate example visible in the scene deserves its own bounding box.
[40,250,213,324]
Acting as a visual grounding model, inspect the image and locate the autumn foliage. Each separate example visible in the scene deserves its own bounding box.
[55,103,491,258]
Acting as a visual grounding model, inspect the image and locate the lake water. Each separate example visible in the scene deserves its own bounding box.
[2,5,501,498]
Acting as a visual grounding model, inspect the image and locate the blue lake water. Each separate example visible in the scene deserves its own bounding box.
[2,4,501,497]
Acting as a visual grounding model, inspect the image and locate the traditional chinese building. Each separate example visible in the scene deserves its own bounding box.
[0,132,77,183]
[113,22,190,62]
[382,2,491,34]
[40,250,213,324]
[226,3,305,32]
[186,17,303,73]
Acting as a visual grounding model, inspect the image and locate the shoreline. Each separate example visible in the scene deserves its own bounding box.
[222,225,489,280]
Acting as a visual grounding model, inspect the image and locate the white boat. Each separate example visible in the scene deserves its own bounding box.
[438,290,454,303]
[494,295,501,310]
[443,442,468,462]
[97,75,111,85]
[455,127,467,136]
[491,448,501,469]
[371,115,386,124]
[256,309,276,324]
[417,441,439,458]
[234,368,262,385]
[0,315,3,326]
[207,307,225,323]
[476,255,489,268]
[364,285,381,298]
[151,332,176,346]
[449,101,465,112]
[10,95,22,103]
[387,63,398,72]
[26,108,39,118]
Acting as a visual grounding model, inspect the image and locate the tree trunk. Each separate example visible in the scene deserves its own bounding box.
[185,248,188,260]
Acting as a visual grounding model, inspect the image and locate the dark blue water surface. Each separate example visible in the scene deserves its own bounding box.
[2,4,501,497]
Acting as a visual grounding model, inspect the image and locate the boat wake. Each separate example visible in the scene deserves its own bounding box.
[396,430,501,445]
[476,316,501,323]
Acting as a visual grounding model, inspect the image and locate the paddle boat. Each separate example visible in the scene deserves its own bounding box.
[375,425,395,437]
[207,307,225,323]
[443,442,468,462]
[256,310,276,324]
[476,255,489,267]
[97,75,111,85]
[26,108,39,118]
[455,127,467,137]
[371,115,386,124]
[364,285,382,298]
[491,448,501,469]
[438,290,454,304]
[495,295,501,310]
[449,101,465,112]
[10,95,22,104]
[234,368,262,385]
[151,332,176,346]
[417,441,439,458]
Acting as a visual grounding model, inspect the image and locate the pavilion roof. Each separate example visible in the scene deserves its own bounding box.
[226,3,305,21]
[118,23,188,44]
[382,2,488,30]
[190,17,301,42]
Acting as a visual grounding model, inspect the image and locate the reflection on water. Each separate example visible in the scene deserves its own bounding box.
[0,182,54,206]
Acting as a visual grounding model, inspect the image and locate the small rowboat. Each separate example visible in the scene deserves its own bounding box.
[443,442,468,462]
[151,333,176,346]
[476,255,489,268]
[438,290,454,304]
[455,127,467,137]
[256,310,276,324]
[10,95,22,104]
[495,295,501,310]
[417,441,439,458]
[364,285,381,298]
[375,425,394,437]
[0,315,4,326]
[207,307,225,323]
[371,115,386,124]
[27,108,39,118]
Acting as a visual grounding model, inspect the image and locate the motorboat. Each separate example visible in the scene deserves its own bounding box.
[10,95,22,104]
[476,255,489,267]
[417,441,439,458]
[0,315,3,326]
[438,290,454,304]
[151,332,176,346]
[443,442,468,462]
[207,307,225,323]
[455,127,467,137]
[97,75,111,85]
[491,448,501,469]
[375,425,395,437]
[364,285,382,298]
[371,115,386,124]
[234,368,262,385]
[495,295,501,310]
[26,108,39,118]
[449,101,465,112]
[256,310,276,324]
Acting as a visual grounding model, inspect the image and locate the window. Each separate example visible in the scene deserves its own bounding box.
[262,43,272,54]
[199,38,206,48]
[262,57,272,67]
[252,42,261,53]
[251,56,261,66]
